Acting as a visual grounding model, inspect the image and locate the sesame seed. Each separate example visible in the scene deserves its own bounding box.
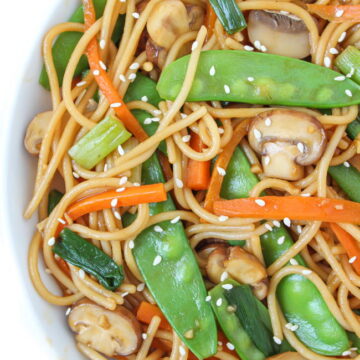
[153,255,162,266]
[264,156,270,166]
[110,102,122,108]
[119,176,128,185]
[57,218,66,225]
[175,178,184,188]
[76,80,87,87]
[132,12,140,19]
[180,113,187,119]
[217,166,226,176]
[114,211,121,220]
[290,258,298,265]
[209,66,216,76]
[297,142,305,153]
[129,62,139,70]
[128,73,137,81]
[144,118,152,125]
[118,145,125,156]
[222,284,233,290]
[191,41,198,51]
[255,199,266,207]
[349,256,357,264]
[151,117,160,122]
[260,45,267,52]
[54,254,60,260]
[111,198,118,207]
[142,333,148,340]
[171,216,181,224]
[154,225,163,233]
[301,193,311,197]
[345,89,353,97]
[133,182,140,187]
[79,269,85,279]
[265,223,273,231]
[116,187,126,193]
[297,225,302,234]
[273,220,281,227]
[284,217,291,227]
[226,343,235,351]
[346,67,355,78]
[47,237,55,246]
[218,341,223,346]
[72,171,80,179]
[247,76,254,82]
[205,295,212,302]
[104,163,108,172]
[277,236,285,245]
[93,69,100,76]
[129,240,135,249]
[119,74,126,82]
[218,127,225,134]
[120,0,126,2]
[338,31,347,42]
[254,40,261,50]
[334,75,346,81]
[182,135,191,143]
[351,347,358,351]
[335,9,344,17]
[218,215,229,222]
[121,291,129,297]
[65,307,71,316]
[244,45,254,51]
[179,346,186,356]
[329,47,339,55]
[344,161,350,167]
[264,118,272,126]
[253,128,262,140]
[273,336,282,345]
[99,39,106,49]
[99,61,107,70]
[302,269,312,275]
[335,204,344,210]
[216,298,223,307]
[153,109,162,115]
[280,10,289,14]
[141,95,148,102]
[342,350,351,356]
[224,84,231,94]
[324,56,331,68]
[137,283,145,291]
[220,272,228,281]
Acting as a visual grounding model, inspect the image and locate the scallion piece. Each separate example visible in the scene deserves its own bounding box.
[335,46,360,85]
[209,0,247,34]
[69,115,131,170]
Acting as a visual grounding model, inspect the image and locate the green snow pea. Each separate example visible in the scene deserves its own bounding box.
[157,50,360,108]
[123,153,217,359]
[346,115,360,140]
[220,146,350,356]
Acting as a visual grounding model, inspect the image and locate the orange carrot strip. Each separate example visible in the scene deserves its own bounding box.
[137,301,172,331]
[83,0,148,142]
[186,132,211,190]
[307,5,360,22]
[330,223,360,275]
[203,120,249,214]
[205,2,217,39]
[56,257,71,278]
[213,196,360,224]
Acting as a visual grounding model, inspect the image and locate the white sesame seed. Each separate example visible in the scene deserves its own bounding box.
[253,128,262,140]
[93,69,100,76]
[349,256,357,264]
[141,95,148,102]
[217,166,226,176]
[180,113,187,119]
[280,10,289,15]
[264,118,272,126]
[335,9,344,17]
[151,117,160,122]
[284,217,291,227]
[179,346,186,356]
[120,0,126,2]
[334,75,346,81]
[345,89,353,97]
[118,144,125,156]
[137,283,145,292]
[153,110,162,115]
[128,73,137,81]
[277,236,285,245]
[324,56,331,68]
[205,295,212,302]
[133,182,140,187]
[144,118,152,125]
[132,12,140,19]
[182,135,191,143]
[342,350,351,356]
[297,142,305,153]
[222,284,233,290]
[99,39,106,49]
[121,291,129,297]
[171,216,181,224]
[54,254,60,260]
[346,67,355,78]
[290,258,298,265]
[329,47,339,55]
[244,45,254,51]
[111,198,118,207]
[130,62,140,70]
[129,240,135,249]
[47,237,55,246]
[247,76,254,82]
[114,211,121,220]
[301,193,311,197]
[265,223,273,231]
[218,127,225,134]
[273,336,282,345]
[351,347,358,351]
[335,204,344,210]
[260,45,267,52]
[297,225,302,234]
[285,322,294,330]
[76,80,87,87]
[65,307,71,316]
[104,163,108,172]
[273,220,281,228]
[191,41,198,51]
[220,272,229,281]
[255,199,266,207]
[153,255,162,266]
[344,161,351,167]
[119,176,128,186]
[218,215,229,222]
[226,343,235,351]
[79,269,85,279]
[142,333,148,340]
[72,171,80,179]
[302,269,312,275]
[291,324,299,331]
[254,40,261,50]
[338,32,347,43]
[99,60,107,70]
[216,298,223,307]
[119,74,126,82]
[218,341,223,346]
[110,102,122,108]
[57,218,66,225]
[154,225,163,233]
[116,187,126,193]
[175,178,184,188]
[209,66,216,77]
[263,156,270,166]
[224,84,231,94]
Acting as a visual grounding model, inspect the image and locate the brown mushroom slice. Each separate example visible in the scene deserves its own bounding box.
[24,111,52,155]
[186,4,205,31]
[146,38,168,69]
[247,10,311,59]
[248,110,326,181]
[68,299,142,357]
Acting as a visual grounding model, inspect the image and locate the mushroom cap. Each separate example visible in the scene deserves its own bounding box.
[248,110,327,166]
[68,299,142,357]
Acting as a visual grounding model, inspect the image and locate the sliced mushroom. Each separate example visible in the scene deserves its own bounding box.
[24,111,52,155]
[147,0,189,50]
[248,110,326,181]
[248,10,311,59]
[267,352,307,360]
[68,299,142,357]
[186,4,205,31]
[146,38,168,69]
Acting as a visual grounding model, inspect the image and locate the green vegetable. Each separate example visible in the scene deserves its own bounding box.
[348,332,360,353]
[39,0,125,90]
[346,115,360,140]
[328,163,360,203]
[123,153,217,359]
[335,46,360,85]
[53,228,124,290]
[68,115,131,170]
[48,189,64,215]
[157,50,360,108]
[228,240,246,246]
[209,0,247,34]
[221,146,350,355]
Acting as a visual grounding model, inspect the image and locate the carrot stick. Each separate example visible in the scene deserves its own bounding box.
[56,257,71,278]
[186,133,211,190]
[205,2,217,39]
[330,223,360,275]
[213,196,360,224]
[83,0,148,142]
[203,120,249,214]
[307,5,360,22]
[137,301,172,331]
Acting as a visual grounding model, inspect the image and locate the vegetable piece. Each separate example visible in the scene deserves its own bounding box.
[248,110,327,181]
[137,302,171,331]
[68,299,141,357]
[330,223,360,275]
[328,163,360,203]
[209,0,247,34]
[267,353,307,360]
[346,116,360,140]
[186,132,211,190]
[307,5,360,22]
[157,50,360,108]
[248,11,310,59]
[220,146,350,355]
[48,189,64,215]
[335,46,360,85]
[213,196,360,224]
[123,153,217,359]
[53,229,124,290]
[69,115,131,170]
[83,0,148,142]
[205,2,217,38]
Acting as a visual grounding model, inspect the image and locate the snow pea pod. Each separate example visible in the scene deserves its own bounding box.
[123,153,217,359]
[220,146,350,355]
[157,50,360,108]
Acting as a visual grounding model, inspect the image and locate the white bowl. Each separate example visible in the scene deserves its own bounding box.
[0,1,87,358]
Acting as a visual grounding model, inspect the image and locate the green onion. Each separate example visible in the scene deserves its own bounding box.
[48,189,64,215]
[346,116,360,140]
[335,46,360,85]
[53,228,124,291]
[68,115,131,170]
[209,0,247,34]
